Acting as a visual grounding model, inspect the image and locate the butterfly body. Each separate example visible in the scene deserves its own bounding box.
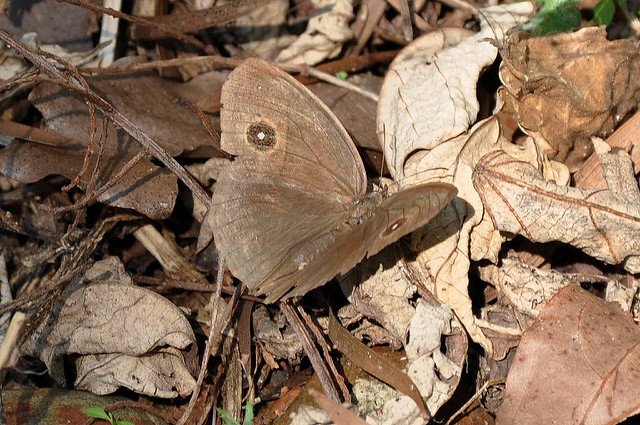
[211,59,457,302]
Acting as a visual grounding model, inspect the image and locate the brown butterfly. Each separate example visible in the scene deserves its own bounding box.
[211,59,457,302]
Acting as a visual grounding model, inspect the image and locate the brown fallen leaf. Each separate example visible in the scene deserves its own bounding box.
[21,257,197,398]
[499,27,640,170]
[327,310,429,419]
[472,147,640,274]
[2,388,169,425]
[497,284,640,425]
[0,69,219,219]
[309,75,384,175]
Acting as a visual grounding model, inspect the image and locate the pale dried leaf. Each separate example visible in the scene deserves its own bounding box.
[499,27,640,170]
[477,251,573,318]
[21,257,197,398]
[405,300,461,414]
[377,3,535,179]
[372,4,534,353]
[366,396,423,425]
[352,378,398,417]
[405,117,502,352]
[276,0,353,65]
[338,246,417,346]
[75,347,196,397]
[473,148,640,273]
[252,305,304,363]
[290,405,334,425]
[604,280,636,312]
[350,300,464,421]
[497,285,640,425]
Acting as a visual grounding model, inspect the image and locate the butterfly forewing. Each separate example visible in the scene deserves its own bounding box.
[218,58,367,200]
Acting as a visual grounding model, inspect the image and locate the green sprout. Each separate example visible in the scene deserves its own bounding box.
[335,70,349,80]
[82,407,134,425]
[217,402,254,425]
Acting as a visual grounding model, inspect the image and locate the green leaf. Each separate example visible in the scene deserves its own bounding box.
[217,408,241,425]
[522,0,582,34]
[242,403,254,425]
[83,407,113,423]
[335,70,349,80]
[594,0,616,25]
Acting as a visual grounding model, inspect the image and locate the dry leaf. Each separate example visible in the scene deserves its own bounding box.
[339,245,418,346]
[21,257,197,398]
[499,27,640,170]
[404,300,463,415]
[497,285,640,425]
[0,69,218,219]
[473,147,640,274]
[377,3,535,178]
[290,405,334,425]
[309,75,383,173]
[276,0,354,65]
[477,251,574,318]
[374,3,535,353]
[253,305,304,363]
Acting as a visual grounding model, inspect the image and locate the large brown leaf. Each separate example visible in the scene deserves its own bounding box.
[497,285,640,424]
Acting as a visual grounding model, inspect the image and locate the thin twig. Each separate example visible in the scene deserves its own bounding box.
[280,63,379,102]
[297,304,350,402]
[281,300,341,402]
[177,259,239,425]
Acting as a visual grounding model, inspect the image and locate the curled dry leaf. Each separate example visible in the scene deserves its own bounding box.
[338,245,418,347]
[477,251,575,318]
[328,311,429,419]
[377,3,535,178]
[499,27,640,170]
[473,147,640,274]
[276,0,354,65]
[403,300,464,415]
[21,257,197,398]
[374,3,535,353]
[336,304,401,349]
[497,285,640,425]
[253,305,304,363]
[0,69,218,219]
